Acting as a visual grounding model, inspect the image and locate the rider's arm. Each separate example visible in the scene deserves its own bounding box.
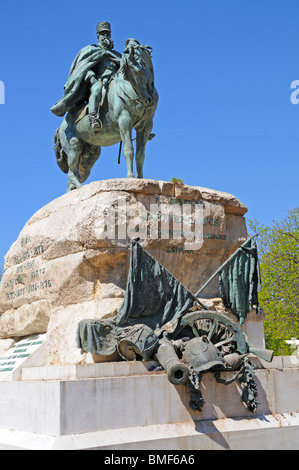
[85,70,97,85]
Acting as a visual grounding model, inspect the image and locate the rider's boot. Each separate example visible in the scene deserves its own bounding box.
[89,112,102,134]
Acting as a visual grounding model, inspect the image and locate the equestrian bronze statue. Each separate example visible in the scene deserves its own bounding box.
[51,21,158,192]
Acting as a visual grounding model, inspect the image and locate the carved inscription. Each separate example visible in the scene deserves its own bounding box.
[150,197,227,253]
[4,236,51,301]
[0,334,46,374]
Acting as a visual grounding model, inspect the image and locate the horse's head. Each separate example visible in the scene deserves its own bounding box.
[124,38,153,66]
[119,38,157,106]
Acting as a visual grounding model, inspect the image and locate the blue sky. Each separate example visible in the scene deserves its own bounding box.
[0,0,298,267]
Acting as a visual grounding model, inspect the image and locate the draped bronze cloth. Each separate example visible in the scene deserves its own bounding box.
[77,240,197,356]
[77,317,117,356]
[218,238,261,324]
[116,240,197,330]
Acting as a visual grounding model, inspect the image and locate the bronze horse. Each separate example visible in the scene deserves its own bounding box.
[54,42,158,192]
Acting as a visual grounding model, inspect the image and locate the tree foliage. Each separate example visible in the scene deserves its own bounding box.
[249,208,299,355]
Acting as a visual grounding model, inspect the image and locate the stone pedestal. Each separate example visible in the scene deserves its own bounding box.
[0,179,286,451]
[0,179,252,365]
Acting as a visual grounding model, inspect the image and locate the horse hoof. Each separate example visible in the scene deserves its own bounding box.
[67,182,81,192]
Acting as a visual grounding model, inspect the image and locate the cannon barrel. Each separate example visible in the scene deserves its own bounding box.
[248,344,274,362]
[156,341,189,385]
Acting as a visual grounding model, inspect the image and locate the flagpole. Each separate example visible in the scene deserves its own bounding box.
[194,234,259,298]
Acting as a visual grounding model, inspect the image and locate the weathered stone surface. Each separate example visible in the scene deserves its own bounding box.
[46,299,123,365]
[0,300,50,339]
[198,186,247,215]
[0,179,248,363]
[0,339,16,356]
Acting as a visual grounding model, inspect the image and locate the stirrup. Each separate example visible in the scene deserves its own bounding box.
[89,113,102,133]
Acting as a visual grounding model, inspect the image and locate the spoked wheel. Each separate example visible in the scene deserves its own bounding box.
[172,310,272,414]
[173,310,263,414]
[175,310,248,356]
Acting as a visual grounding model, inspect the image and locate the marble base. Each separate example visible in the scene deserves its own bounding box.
[0,358,298,450]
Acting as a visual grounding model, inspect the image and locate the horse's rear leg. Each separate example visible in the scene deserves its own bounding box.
[135,120,153,178]
[67,137,84,192]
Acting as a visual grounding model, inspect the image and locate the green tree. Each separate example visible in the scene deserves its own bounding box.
[249,208,299,355]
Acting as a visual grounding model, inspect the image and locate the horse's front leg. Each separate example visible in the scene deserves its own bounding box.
[119,112,134,178]
[67,137,84,191]
[135,120,153,178]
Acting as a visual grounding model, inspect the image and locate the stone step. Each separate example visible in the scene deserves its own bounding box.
[0,364,296,437]
[21,360,159,381]
[0,413,299,450]
[20,355,299,383]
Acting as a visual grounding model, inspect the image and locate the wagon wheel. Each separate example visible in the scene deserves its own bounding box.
[174,310,263,414]
[174,310,248,356]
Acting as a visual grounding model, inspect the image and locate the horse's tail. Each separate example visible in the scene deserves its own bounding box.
[54,128,69,174]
